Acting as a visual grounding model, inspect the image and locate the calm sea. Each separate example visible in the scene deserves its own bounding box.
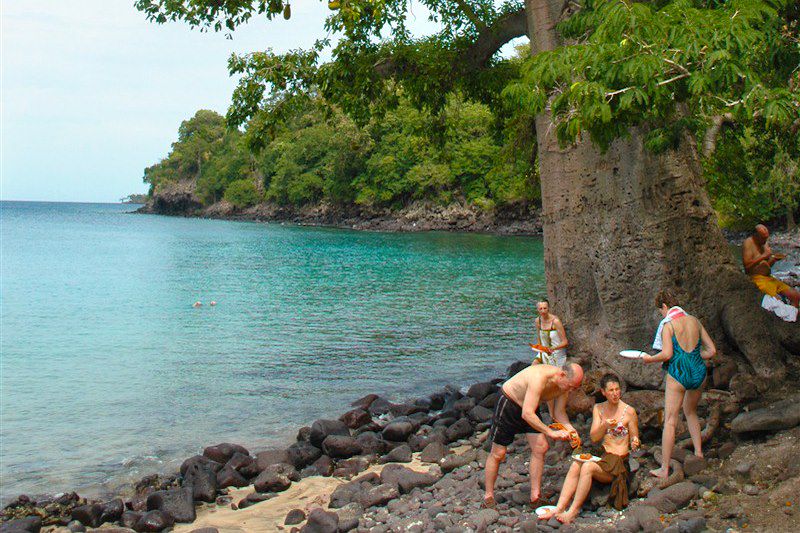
[0,201,545,501]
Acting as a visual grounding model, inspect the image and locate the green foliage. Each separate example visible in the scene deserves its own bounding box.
[224,178,262,208]
[706,125,800,229]
[504,0,800,151]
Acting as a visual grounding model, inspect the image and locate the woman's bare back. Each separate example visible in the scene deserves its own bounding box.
[669,315,701,352]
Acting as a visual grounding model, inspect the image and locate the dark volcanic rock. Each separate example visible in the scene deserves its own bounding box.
[467,381,499,402]
[287,441,323,469]
[507,361,528,377]
[133,510,174,532]
[479,392,500,409]
[367,397,393,416]
[120,512,141,529]
[255,449,290,471]
[467,405,494,424]
[71,504,104,528]
[355,432,387,456]
[285,508,306,525]
[183,461,218,502]
[379,444,412,464]
[300,508,339,533]
[100,498,124,524]
[334,502,362,532]
[322,435,363,459]
[237,492,275,509]
[452,397,477,414]
[310,419,350,448]
[0,517,42,533]
[339,408,372,429]
[379,464,440,493]
[66,520,86,533]
[311,455,334,476]
[731,396,800,433]
[420,441,449,463]
[203,443,249,464]
[440,449,477,473]
[297,426,312,442]
[254,469,292,493]
[445,418,473,442]
[146,487,196,523]
[381,421,415,442]
[180,455,223,476]
[351,394,379,410]
[360,484,400,508]
[225,452,259,477]
[216,465,248,489]
[331,456,371,478]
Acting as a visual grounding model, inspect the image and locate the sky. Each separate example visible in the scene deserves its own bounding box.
[0,1,444,202]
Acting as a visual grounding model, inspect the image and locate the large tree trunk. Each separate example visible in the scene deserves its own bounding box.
[525,0,798,388]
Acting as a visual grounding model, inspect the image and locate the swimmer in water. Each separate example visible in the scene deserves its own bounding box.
[210,301,217,306]
[193,301,202,308]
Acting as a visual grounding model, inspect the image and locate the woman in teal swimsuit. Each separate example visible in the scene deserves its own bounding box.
[642,290,716,480]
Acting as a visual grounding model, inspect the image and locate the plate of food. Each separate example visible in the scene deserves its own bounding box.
[572,453,601,463]
[619,350,646,359]
[529,343,552,354]
[535,505,558,517]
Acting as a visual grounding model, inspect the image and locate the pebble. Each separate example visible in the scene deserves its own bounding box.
[743,484,759,496]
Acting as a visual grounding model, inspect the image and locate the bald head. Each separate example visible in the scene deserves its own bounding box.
[561,363,584,389]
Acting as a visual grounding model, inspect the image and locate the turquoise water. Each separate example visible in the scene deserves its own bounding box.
[0,201,545,501]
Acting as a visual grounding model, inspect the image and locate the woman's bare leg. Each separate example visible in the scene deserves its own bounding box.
[651,375,685,478]
[557,462,612,524]
[540,461,581,520]
[683,381,705,457]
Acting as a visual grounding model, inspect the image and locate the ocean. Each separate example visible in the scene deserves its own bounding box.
[0,200,545,501]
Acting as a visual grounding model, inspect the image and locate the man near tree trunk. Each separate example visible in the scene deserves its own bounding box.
[742,224,799,307]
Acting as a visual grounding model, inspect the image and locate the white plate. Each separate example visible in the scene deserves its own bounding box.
[535,505,558,517]
[572,453,601,463]
[619,350,645,359]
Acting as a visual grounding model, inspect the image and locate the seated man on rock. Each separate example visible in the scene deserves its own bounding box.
[540,373,640,524]
[742,224,799,307]
[483,363,584,508]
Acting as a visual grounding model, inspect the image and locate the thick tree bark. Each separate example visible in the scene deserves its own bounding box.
[525,0,798,388]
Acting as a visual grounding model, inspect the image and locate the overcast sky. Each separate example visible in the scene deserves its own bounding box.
[1,2,518,202]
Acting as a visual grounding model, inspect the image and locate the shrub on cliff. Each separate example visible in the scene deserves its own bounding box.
[223,179,262,209]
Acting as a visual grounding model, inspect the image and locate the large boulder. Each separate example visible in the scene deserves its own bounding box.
[339,409,372,429]
[100,499,124,524]
[202,443,249,464]
[566,388,596,417]
[225,452,259,478]
[255,449,290,471]
[367,397,393,416]
[215,465,248,489]
[133,510,174,533]
[731,396,800,433]
[300,508,339,533]
[253,469,292,493]
[146,487,196,523]
[420,441,449,463]
[180,455,223,477]
[322,435,363,459]
[381,421,415,442]
[71,504,104,528]
[1,517,42,533]
[287,441,323,469]
[467,382,499,402]
[359,484,400,508]
[351,394,379,410]
[310,419,350,448]
[379,444,412,464]
[354,431,387,456]
[335,502,363,532]
[379,464,440,493]
[467,405,493,424]
[624,390,665,429]
[445,418,473,442]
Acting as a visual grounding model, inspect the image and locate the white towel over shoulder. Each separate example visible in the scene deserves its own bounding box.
[652,306,687,350]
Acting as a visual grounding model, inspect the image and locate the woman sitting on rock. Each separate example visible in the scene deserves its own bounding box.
[540,373,640,524]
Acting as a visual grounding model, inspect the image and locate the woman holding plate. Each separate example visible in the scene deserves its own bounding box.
[641,289,716,479]
[533,299,569,367]
[539,373,640,524]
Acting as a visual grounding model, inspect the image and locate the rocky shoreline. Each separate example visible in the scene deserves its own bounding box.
[3,359,799,533]
[135,181,542,235]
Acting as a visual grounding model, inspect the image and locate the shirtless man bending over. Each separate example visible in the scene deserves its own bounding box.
[483,363,584,508]
[742,224,799,307]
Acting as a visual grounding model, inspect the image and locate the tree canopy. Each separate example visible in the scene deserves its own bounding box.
[137,0,800,227]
